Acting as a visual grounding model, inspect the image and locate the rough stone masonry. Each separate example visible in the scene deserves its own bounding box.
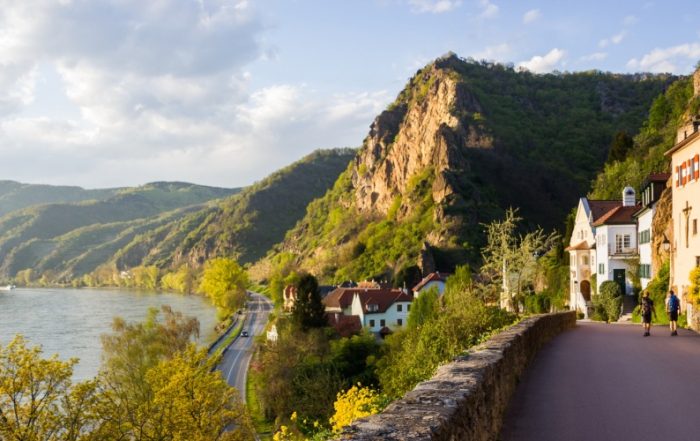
[339,311,576,441]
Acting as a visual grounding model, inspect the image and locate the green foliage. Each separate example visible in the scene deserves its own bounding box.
[377,277,516,399]
[590,77,693,199]
[632,261,675,324]
[407,287,439,328]
[198,257,248,319]
[607,131,634,163]
[591,281,623,322]
[688,266,700,304]
[291,274,327,330]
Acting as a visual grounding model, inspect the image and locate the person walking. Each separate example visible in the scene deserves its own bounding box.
[666,289,681,336]
[640,291,655,337]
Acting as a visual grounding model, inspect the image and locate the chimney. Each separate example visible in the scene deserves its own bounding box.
[622,186,635,207]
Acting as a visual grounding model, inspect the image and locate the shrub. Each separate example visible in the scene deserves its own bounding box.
[591,281,622,322]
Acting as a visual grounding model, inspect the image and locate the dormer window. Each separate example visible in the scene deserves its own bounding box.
[367,304,378,312]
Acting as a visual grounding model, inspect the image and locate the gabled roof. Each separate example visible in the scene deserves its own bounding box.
[323,288,359,310]
[412,271,450,292]
[587,200,622,223]
[645,172,671,184]
[592,205,641,226]
[564,241,594,251]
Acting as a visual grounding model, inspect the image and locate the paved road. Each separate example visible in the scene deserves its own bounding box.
[501,322,700,441]
[215,292,273,401]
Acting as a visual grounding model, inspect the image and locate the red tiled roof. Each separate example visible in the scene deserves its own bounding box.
[412,271,450,292]
[592,205,641,226]
[564,241,593,251]
[587,200,621,223]
[359,288,413,314]
[326,313,362,337]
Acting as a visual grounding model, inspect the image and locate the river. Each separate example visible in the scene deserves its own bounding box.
[0,287,218,380]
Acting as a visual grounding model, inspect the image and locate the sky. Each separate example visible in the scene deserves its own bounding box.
[1,0,699,189]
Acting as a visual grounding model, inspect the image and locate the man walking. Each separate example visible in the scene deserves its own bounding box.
[666,290,681,336]
[640,291,655,337]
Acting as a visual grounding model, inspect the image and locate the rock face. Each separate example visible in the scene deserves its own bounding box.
[353,63,492,218]
[652,186,673,271]
[694,68,700,97]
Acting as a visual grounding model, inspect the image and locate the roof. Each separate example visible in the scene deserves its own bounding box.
[565,241,593,251]
[645,172,671,184]
[323,288,359,310]
[665,130,700,157]
[326,313,362,337]
[358,288,413,314]
[592,205,641,226]
[412,271,450,292]
[586,200,622,223]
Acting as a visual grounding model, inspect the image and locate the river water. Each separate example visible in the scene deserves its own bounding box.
[0,288,218,380]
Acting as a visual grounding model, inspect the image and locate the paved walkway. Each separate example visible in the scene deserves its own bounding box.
[501,322,700,441]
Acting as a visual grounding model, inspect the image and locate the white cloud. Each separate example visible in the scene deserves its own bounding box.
[408,0,461,14]
[580,52,608,62]
[627,43,700,73]
[473,43,511,61]
[522,9,541,24]
[599,31,626,48]
[478,0,499,19]
[518,48,566,73]
[0,0,392,188]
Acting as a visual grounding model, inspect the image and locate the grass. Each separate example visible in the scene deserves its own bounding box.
[246,359,274,440]
[212,318,244,359]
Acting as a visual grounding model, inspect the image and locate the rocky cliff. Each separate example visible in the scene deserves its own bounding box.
[266,54,672,283]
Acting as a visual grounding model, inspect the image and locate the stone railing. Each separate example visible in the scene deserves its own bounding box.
[339,311,576,441]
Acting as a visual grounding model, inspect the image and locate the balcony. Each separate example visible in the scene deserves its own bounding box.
[609,246,638,258]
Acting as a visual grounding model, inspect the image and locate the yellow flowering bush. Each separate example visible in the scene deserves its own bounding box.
[329,384,384,433]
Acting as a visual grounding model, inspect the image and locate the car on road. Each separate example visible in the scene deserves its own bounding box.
[241,330,249,337]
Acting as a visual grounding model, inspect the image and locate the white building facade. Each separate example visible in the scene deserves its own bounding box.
[634,174,670,289]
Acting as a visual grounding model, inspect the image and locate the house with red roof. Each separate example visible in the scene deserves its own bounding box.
[412,271,450,296]
[322,286,413,335]
[566,186,640,317]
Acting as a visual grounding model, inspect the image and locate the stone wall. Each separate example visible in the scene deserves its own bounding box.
[339,311,576,441]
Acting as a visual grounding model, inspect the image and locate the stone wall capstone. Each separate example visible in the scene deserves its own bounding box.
[339,311,576,441]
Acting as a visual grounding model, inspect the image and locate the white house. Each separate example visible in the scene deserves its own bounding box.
[323,287,413,335]
[567,187,640,317]
[412,272,449,296]
[633,173,670,289]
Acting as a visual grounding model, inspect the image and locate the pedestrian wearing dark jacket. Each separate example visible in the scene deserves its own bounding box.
[640,291,655,337]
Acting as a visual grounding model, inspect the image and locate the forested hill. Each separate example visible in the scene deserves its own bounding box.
[263,54,676,284]
[0,149,355,283]
[0,181,121,217]
[0,182,239,281]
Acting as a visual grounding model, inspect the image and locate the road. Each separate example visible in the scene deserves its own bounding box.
[215,291,273,401]
[500,322,700,441]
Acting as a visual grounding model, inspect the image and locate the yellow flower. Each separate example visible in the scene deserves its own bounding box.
[290,411,298,422]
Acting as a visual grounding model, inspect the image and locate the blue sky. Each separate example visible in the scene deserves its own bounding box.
[1,0,699,188]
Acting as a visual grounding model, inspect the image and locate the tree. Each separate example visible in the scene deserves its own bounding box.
[481,208,559,312]
[161,265,197,294]
[291,274,326,330]
[407,287,439,328]
[607,131,634,163]
[592,281,623,322]
[0,336,97,441]
[199,258,248,319]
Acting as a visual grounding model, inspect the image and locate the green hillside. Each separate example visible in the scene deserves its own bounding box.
[0,181,120,217]
[111,148,356,270]
[266,55,676,283]
[0,182,238,280]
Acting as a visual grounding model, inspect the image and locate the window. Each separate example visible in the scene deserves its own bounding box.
[694,219,698,236]
[397,318,403,326]
[616,235,631,253]
[638,230,651,244]
[696,257,700,267]
[380,319,386,327]
[397,304,402,312]
[599,263,605,275]
[639,264,651,279]
[582,256,589,265]
[367,304,378,312]
[369,320,375,327]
